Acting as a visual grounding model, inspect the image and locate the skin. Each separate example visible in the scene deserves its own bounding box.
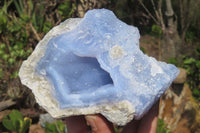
[66,101,159,133]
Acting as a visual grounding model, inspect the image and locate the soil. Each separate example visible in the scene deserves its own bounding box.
[140,35,160,59]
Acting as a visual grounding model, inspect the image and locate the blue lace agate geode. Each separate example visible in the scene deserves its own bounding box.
[19,9,179,125]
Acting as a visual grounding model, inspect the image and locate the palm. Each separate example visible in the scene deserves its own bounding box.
[66,102,159,133]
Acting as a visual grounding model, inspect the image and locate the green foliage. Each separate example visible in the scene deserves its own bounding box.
[185,23,200,43]
[186,30,196,43]
[0,68,3,79]
[45,120,66,133]
[0,0,12,33]
[168,47,200,101]
[58,1,75,20]
[13,0,52,33]
[0,0,75,84]
[0,0,76,106]
[140,47,146,54]
[2,110,32,133]
[10,70,19,79]
[168,58,178,65]
[0,1,32,80]
[182,47,200,100]
[0,0,54,89]
[114,127,120,133]
[192,88,200,99]
[156,119,170,133]
[43,21,53,34]
[151,24,162,37]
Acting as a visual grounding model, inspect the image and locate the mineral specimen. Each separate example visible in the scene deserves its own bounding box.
[19,9,179,125]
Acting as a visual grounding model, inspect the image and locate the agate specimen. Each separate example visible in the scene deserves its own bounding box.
[19,9,179,125]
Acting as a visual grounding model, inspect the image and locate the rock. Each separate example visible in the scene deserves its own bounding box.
[39,113,56,127]
[29,124,45,133]
[173,67,187,84]
[159,84,200,132]
[19,9,179,125]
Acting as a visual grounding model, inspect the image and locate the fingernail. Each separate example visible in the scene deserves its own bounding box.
[85,115,97,131]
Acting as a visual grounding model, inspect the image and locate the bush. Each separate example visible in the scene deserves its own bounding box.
[0,0,75,103]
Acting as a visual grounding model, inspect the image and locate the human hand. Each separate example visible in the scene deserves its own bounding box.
[66,101,159,133]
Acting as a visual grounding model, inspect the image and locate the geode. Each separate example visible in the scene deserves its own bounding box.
[19,9,179,125]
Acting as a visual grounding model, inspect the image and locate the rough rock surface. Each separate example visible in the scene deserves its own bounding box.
[173,67,187,84]
[159,84,200,133]
[19,9,179,125]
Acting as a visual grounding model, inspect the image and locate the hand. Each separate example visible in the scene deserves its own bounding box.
[66,101,159,133]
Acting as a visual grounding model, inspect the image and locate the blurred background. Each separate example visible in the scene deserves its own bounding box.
[0,0,200,132]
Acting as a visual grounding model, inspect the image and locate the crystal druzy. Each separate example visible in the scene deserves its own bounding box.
[19,9,179,125]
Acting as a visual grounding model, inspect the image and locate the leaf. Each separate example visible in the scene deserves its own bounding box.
[0,12,8,26]
[58,1,74,18]
[21,14,30,22]
[43,21,52,33]
[2,54,9,61]
[8,58,15,65]
[196,60,200,69]
[10,70,19,79]
[168,58,177,65]
[151,24,162,37]
[156,119,170,133]
[19,0,24,15]
[13,0,22,15]
[56,121,65,133]
[19,117,32,133]
[2,110,32,133]
[69,3,76,17]
[45,123,56,132]
[192,89,200,98]
[2,119,15,131]
[15,120,21,132]
[28,0,33,12]
[0,43,6,49]
[11,110,23,121]
[31,12,36,27]
[45,121,66,133]
[183,58,196,64]
[195,47,200,56]
[0,68,3,79]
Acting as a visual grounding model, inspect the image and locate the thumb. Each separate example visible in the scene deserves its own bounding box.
[85,114,114,133]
